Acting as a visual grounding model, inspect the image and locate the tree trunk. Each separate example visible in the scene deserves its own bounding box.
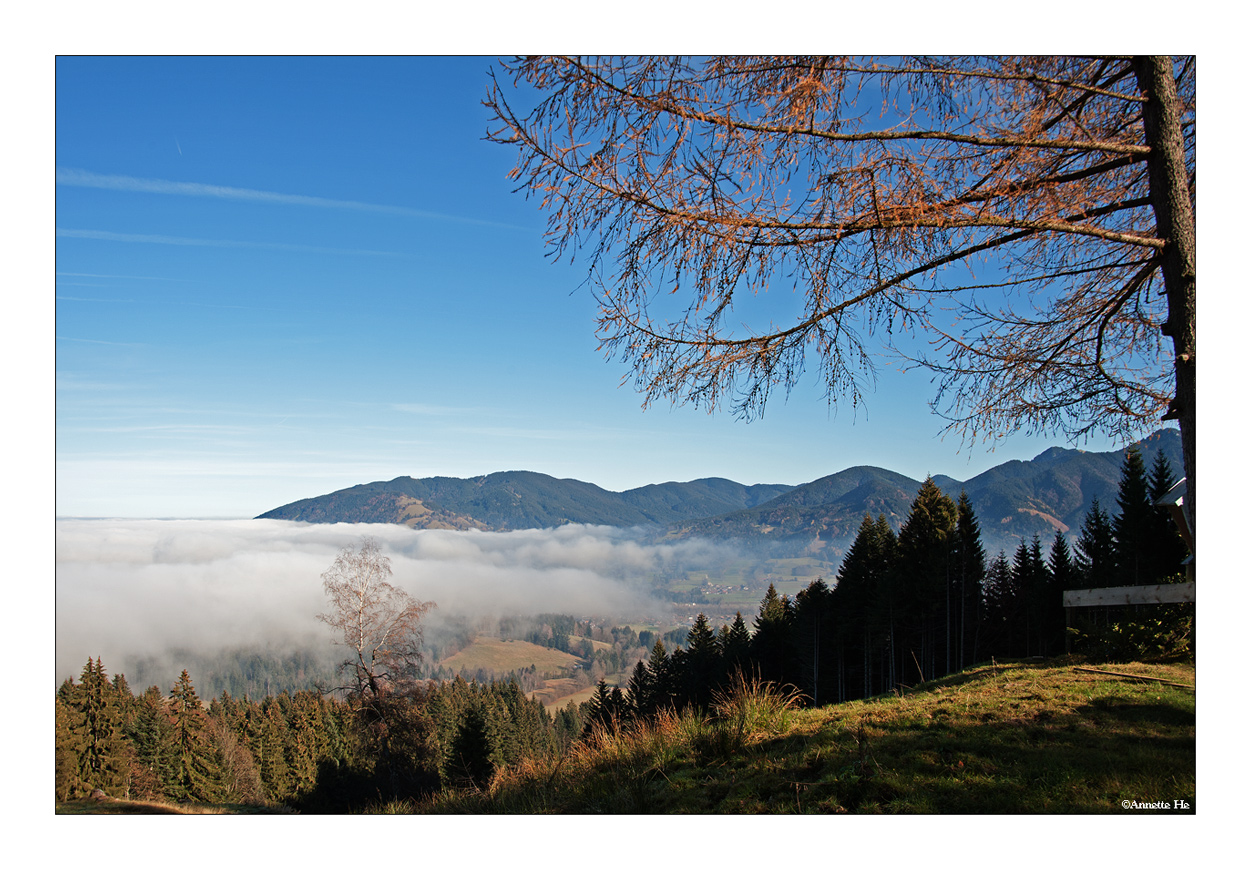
[1134,56,1197,552]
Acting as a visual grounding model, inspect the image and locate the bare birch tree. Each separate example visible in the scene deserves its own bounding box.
[317,536,435,698]
[486,55,1196,542]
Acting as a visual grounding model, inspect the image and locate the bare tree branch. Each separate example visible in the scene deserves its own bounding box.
[486,54,1196,538]
[317,537,435,699]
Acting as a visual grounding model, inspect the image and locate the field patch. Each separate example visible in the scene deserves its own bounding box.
[532,680,618,712]
[439,637,581,675]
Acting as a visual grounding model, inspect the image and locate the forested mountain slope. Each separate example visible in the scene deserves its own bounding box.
[257,429,1183,558]
[672,428,1183,557]
[257,470,794,531]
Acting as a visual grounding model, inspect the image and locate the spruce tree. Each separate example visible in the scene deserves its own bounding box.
[953,492,987,670]
[1048,532,1081,591]
[1023,534,1062,656]
[1112,448,1154,586]
[833,513,896,700]
[793,578,835,705]
[608,686,627,722]
[110,672,138,730]
[1048,531,1081,652]
[1147,451,1189,579]
[1006,541,1034,657]
[580,680,618,738]
[168,670,225,803]
[126,685,180,800]
[895,479,958,681]
[1076,499,1117,588]
[625,659,653,719]
[285,691,325,797]
[448,705,494,789]
[552,703,583,751]
[682,613,720,710]
[981,551,1019,658]
[62,658,130,800]
[1004,536,1053,657]
[751,583,795,686]
[641,640,674,715]
[718,612,752,679]
[55,694,81,802]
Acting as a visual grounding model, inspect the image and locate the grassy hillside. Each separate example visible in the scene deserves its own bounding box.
[438,637,581,675]
[57,798,292,815]
[405,659,1195,814]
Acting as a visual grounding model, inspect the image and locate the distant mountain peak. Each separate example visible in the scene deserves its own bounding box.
[256,429,1182,565]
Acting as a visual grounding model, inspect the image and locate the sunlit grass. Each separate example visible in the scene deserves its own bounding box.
[56,797,291,815]
[64,660,1194,815]
[412,660,1195,814]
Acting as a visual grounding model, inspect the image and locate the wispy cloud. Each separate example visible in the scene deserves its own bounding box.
[57,167,527,230]
[391,402,482,417]
[56,335,149,347]
[57,272,199,282]
[454,425,583,441]
[57,227,402,257]
[55,293,138,300]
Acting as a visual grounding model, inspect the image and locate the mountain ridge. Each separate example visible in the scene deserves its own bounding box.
[256,429,1183,559]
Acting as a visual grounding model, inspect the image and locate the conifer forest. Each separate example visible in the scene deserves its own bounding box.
[55,449,1192,812]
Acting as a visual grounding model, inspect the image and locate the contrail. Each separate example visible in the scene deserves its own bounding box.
[56,227,403,257]
[56,167,528,230]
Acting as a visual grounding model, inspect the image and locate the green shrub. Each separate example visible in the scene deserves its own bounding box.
[1070,602,1193,663]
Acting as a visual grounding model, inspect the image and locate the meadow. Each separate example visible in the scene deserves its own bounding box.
[408,659,1196,814]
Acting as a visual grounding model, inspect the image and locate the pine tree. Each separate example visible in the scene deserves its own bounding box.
[126,685,180,801]
[1007,537,1045,657]
[642,640,675,715]
[1023,534,1062,656]
[168,670,225,802]
[953,492,988,670]
[717,612,752,679]
[1048,532,1081,591]
[580,679,619,739]
[447,705,494,789]
[833,513,897,700]
[625,659,653,719]
[751,583,795,686]
[110,672,138,729]
[1048,531,1081,652]
[552,702,583,752]
[895,478,958,681]
[1147,451,1189,579]
[981,551,1020,658]
[60,658,131,800]
[682,613,720,710]
[55,692,83,802]
[285,691,325,797]
[793,578,835,705]
[1113,448,1154,586]
[1076,499,1118,588]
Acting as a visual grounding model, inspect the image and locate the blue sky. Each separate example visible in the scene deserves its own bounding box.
[55,55,1183,519]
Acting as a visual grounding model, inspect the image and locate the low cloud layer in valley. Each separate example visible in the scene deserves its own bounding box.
[55,518,736,684]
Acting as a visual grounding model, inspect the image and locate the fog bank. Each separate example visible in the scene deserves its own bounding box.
[55,518,732,684]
